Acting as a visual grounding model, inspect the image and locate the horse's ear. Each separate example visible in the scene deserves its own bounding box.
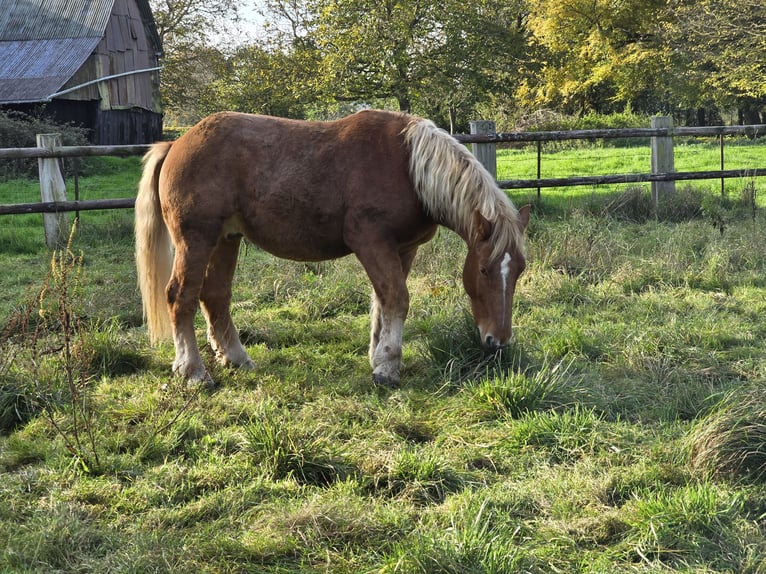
[517,204,531,232]
[472,209,493,243]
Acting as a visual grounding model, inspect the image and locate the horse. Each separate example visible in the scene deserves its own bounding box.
[135,110,530,388]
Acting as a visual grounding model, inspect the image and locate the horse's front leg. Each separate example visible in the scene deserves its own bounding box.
[370,294,408,388]
[363,247,418,388]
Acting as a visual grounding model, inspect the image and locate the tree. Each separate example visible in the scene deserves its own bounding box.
[416,0,527,131]
[150,0,242,122]
[203,44,319,118]
[259,0,527,128]
[308,0,434,113]
[665,0,766,123]
[520,0,670,115]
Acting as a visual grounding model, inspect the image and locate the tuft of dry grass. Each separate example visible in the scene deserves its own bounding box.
[687,384,766,483]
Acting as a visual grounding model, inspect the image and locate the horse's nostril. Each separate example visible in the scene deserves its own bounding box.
[485,335,499,349]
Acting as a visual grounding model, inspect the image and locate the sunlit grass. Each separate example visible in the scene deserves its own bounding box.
[2,151,766,572]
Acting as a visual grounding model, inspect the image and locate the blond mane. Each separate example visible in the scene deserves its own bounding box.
[403,117,525,260]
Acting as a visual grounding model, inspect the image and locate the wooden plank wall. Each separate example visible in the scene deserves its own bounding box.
[58,0,160,114]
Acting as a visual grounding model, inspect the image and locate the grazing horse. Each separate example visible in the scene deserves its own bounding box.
[135,110,530,387]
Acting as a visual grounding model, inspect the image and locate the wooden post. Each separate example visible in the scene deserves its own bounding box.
[37,134,69,249]
[470,120,497,179]
[650,116,675,206]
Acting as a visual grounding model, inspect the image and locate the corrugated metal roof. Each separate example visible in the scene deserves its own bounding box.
[0,0,114,41]
[0,0,161,105]
[0,37,101,102]
[0,0,119,103]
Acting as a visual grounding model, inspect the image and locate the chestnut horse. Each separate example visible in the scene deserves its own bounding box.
[135,110,530,387]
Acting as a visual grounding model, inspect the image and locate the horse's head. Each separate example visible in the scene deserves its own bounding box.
[462,206,530,350]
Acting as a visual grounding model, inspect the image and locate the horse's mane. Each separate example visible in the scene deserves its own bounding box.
[403,117,525,260]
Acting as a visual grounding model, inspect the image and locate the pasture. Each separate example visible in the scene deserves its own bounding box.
[2,147,766,573]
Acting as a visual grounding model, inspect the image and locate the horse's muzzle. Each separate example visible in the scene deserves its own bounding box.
[484,334,506,350]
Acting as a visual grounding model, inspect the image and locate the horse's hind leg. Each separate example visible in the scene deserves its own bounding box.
[200,234,254,370]
[167,241,214,384]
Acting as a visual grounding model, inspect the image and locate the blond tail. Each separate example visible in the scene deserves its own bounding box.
[135,142,174,344]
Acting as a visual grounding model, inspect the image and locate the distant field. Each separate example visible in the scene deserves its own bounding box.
[497,137,766,204]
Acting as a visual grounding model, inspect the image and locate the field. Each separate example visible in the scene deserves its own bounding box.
[2,144,766,573]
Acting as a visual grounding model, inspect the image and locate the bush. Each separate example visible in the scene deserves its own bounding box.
[0,109,91,180]
[505,108,651,149]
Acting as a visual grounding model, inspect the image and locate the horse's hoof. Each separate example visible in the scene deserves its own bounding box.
[193,371,217,390]
[239,358,256,371]
[373,373,400,389]
[174,363,216,390]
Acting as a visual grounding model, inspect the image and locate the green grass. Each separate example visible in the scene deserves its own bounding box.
[498,137,766,202]
[2,148,766,572]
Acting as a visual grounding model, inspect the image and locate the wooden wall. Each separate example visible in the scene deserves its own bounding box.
[50,0,162,144]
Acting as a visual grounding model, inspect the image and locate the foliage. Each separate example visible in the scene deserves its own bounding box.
[0,110,91,181]
[664,0,766,115]
[150,0,244,124]
[153,0,766,127]
[519,0,670,115]
[301,0,526,127]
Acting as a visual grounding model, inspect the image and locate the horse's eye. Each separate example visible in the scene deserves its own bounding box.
[480,267,488,276]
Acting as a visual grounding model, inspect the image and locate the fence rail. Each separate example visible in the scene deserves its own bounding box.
[499,168,766,190]
[0,144,149,160]
[454,124,766,143]
[0,198,135,216]
[2,120,766,247]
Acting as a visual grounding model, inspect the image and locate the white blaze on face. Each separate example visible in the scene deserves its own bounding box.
[500,252,512,321]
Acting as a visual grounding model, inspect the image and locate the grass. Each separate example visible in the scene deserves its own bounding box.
[498,136,766,200]
[2,146,766,572]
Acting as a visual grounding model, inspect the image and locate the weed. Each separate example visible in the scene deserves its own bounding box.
[28,223,103,473]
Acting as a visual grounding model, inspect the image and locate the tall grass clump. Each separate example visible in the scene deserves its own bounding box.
[0,354,37,433]
[244,398,353,486]
[374,445,466,505]
[687,384,766,483]
[621,483,747,569]
[469,358,575,418]
[507,405,607,463]
[381,498,530,573]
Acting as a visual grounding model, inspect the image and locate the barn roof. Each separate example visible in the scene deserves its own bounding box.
[0,0,160,104]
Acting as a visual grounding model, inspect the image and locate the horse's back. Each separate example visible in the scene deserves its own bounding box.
[158,110,431,261]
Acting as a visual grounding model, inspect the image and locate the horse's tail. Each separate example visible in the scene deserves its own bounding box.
[135,141,174,344]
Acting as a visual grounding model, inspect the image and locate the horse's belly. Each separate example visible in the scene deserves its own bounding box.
[254,236,351,262]
[232,212,351,262]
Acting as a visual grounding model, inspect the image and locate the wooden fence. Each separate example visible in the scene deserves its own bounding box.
[1,118,765,248]
[459,118,766,200]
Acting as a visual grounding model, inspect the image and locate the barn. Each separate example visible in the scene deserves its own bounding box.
[0,0,163,145]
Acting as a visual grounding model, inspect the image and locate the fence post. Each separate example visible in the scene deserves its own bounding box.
[650,116,675,206]
[470,120,497,179]
[37,133,69,249]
